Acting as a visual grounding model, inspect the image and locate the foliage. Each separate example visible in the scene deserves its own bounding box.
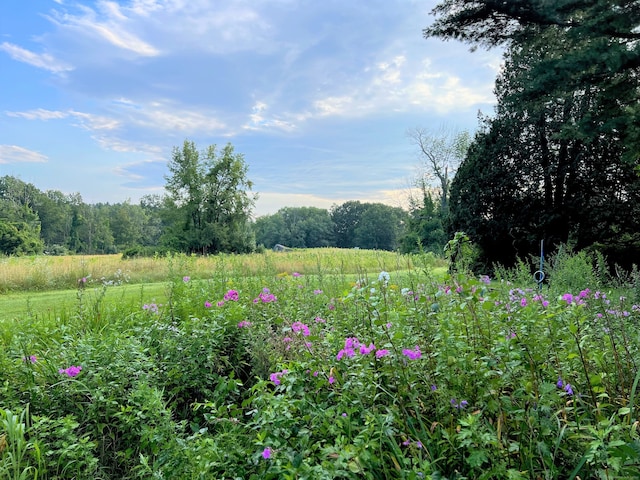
[162,140,257,255]
[254,206,335,249]
[1,250,640,478]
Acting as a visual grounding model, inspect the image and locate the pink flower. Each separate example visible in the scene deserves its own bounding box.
[262,447,271,459]
[224,290,239,301]
[375,349,389,358]
[328,376,335,384]
[402,346,421,360]
[204,301,212,308]
[59,365,82,377]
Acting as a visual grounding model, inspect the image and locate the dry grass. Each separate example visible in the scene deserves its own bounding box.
[0,249,432,294]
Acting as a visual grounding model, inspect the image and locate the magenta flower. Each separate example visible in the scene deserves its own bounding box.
[23,355,37,363]
[375,349,389,358]
[217,301,225,307]
[269,369,288,385]
[402,346,422,360]
[224,290,239,301]
[291,321,310,336]
[59,365,82,377]
[237,320,252,328]
[328,376,335,384]
[262,447,271,459]
[183,276,190,283]
[204,301,212,308]
[292,272,301,277]
[520,297,527,307]
[562,293,573,304]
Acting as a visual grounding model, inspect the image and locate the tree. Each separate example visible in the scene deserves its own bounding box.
[407,127,470,214]
[424,0,640,161]
[401,190,447,254]
[330,201,367,248]
[253,207,334,248]
[162,140,256,254]
[448,31,640,268]
[354,203,408,251]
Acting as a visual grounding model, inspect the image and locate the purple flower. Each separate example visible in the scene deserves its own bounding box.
[562,293,573,304]
[564,383,574,396]
[402,346,422,360]
[23,355,37,363]
[262,447,271,459]
[204,301,212,308]
[359,343,376,355]
[415,441,423,449]
[292,272,301,277]
[59,365,82,377]
[430,384,437,391]
[224,290,239,301]
[291,321,310,336]
[314,316,326,323]
[328,303,335,310]
[520,297,527,307]
[183,276,190,283]
[557,377,564,389]
[341,412,347,417]
[314,289,323,295]
[375,349,389,358]
[237,320,252,328]
[217,301,225,307]
[269,369,287,385]
[328,376,335,384]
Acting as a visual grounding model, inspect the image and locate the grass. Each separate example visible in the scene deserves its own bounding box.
[0,248,429,294]
[6,249,635,478]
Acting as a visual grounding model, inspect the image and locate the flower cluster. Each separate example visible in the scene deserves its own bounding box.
[451,398,469,409]
[402,346,422,360]
[22,355,37,363]
[269,369,288,385]
[254,287,277,303]
[557,377,574,395]
[336,337,376,360]
[59,365,82,377]
[237,320,252,328]
[291,321,310,336]
[142,303,159,314]
[224,289,239,301]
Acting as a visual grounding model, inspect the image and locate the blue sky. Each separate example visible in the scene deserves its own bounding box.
[0,0,500,216]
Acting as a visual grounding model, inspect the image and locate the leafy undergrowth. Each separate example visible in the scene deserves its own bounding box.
[1,267,640,479]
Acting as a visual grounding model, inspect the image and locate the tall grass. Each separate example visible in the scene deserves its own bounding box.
[0,249,430,294]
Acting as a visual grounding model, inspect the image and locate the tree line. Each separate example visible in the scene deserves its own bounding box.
[0,140,427,256]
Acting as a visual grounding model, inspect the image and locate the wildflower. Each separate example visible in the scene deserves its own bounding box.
[431,384,437,391]
[262,447,271,459]
[328,303,335,310]
[562,293,573,304]
[564,383,574,396]
[269,369,287,385]
[378,271,390,283]
[520,297,527,307]
[402,346,421,360]
[386,322,392,329]
[224,290,239,301]
[78,277,87,284]
[341,412,348,417]
[402,439,411,446]
[359,343,376,355]
[314,316,326,323]
[291,321,310,336]
[328,376,335,384]
[415,441,423,449]
[142,303,159,313]
[204,301,212,308]
[183,276,190,283]
[23,355,37,363]
[314,289,323,295]
[217,301,225,307]
[282,337,292,343]
[292,272,301,277]
[237,320,251,328]
[455,285,463,294]
[59,365,82,377]
[375,349,389,358]
[451,398,468,409]
[479,275,491,284]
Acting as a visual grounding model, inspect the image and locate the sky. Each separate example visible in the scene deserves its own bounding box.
[0,0,501,217]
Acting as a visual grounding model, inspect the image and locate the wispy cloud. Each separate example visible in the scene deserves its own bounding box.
[0,42,73,73]
[7,109,120,131]
[48,1,160,56]
[0,145,48,164]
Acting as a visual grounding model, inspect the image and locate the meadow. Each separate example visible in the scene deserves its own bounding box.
[1,249,639,479]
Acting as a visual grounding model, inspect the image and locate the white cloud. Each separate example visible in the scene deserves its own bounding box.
[49,1,160,57]
[0,145,48,164]
[0,42,73,73]
[244,101,297,132]
[7,109,120,131]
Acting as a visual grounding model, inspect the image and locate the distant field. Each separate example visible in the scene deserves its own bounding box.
[0,249,445,322]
